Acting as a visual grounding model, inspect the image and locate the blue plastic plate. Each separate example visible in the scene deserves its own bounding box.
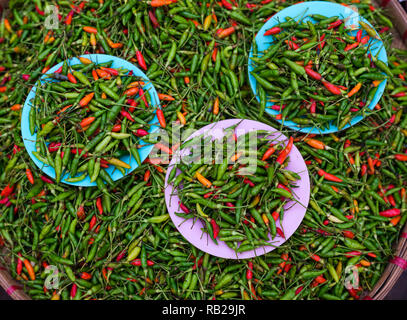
[21,54,160,187]
[248,1,388,134]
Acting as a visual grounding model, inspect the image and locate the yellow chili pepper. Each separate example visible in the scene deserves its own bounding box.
[107,158,131,169]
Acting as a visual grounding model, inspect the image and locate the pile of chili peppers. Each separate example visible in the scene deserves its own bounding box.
[0,0,406,300]
[30,58,155,184]
[251,13,391,130]
[169,129,300,253]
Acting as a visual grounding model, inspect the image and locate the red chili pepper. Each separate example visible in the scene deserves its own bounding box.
[133,129,148,137]
[35,5,45,15]
[387,194,396,207]
[148,10,159,28]
[77,205,86,220]
[210,219,220,239]
[17,253,23,275]
[317,168,343,182]
[277,183,291,194]
[309,254,320,262]
[221,0,233,10]
[40,175,54,184]
[345,251,362,258]
[144,169,151,182]
[305,67,322,80]
[48,142,62,152]
[348,288,360,299]
[112,124,122,132]
[65,10,74,25]
[276,136,294,165]
[130,259,155,266]
[1,185,14,198]
[343,230,355,239]
[264,27,281,36]
[179,202,190,214]
[394,154,407,161]
[344,42,359,51]
[138,87,149,107]
[12,144,19,154]
[67,73,77,84]
[379,208,400,217]
[89,215,97,231]
[136,51,147,71]
[116,249,127,262]
[243,178,255,187]
[276,227,285,239]
[327,19,342,29]
[309,99,316,114]
[356,29,363,42]
[203,192,213,199]
[70,283,77,298]
[96,197,103,215]
[315,275,326,284]
[246,261,253,280]
[318,34,326,50]
[120,109,135,122]
[286,40,299,50]
[0,198,10,205]
[322,80,342,95]
[360,35,369,44]
[295,286,304,295]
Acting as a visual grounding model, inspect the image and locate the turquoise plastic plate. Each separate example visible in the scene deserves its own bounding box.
[248,1,388,134]
[21,54,160,187]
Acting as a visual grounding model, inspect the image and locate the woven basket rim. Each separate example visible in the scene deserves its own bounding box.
[0,0,406,301]
[1,221,406,300]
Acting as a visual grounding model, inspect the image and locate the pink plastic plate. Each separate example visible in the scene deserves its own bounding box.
[164,119,310,259]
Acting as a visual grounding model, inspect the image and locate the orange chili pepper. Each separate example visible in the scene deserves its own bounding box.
[124,87,139,96]
[347,82,362,97]
[23,259,36,281]
[304,138,326,150]
[10,104,22,111]
[230,152,242,162]
[83,26,98,33]
[177,111,186,125]
[96,68,111,79]
[360,260,371,267]
[156,109,166,128]
[150,0,176,7]
[155,143,173,155]
[213,97,220,115]
[158,93,175,101]
[217,26,235,38]
[195,172,212,188]
[80,117,95,128]
[4,18,12,32]
[79,57,92,64]
[262,145,276,161]
[26,168,35,184]
[390,216,401,226]
[372,80,381,87]
[92,69,99,81]
[90,33,97,47]
[79,93,95,107]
